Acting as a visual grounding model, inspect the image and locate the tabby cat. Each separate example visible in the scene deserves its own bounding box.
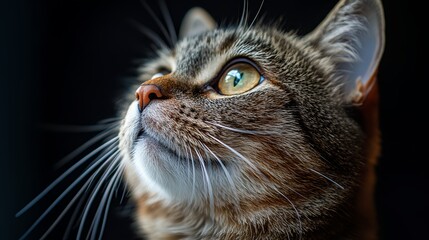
[20,0,385,239]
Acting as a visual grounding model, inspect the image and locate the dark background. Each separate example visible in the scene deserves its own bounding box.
[1,0,427,239]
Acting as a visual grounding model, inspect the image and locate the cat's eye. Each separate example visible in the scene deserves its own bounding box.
[150,68,171,79]
[151,73,165,79]
[217,62,262,95]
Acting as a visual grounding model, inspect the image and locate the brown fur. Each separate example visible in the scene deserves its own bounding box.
[118,0,385,239]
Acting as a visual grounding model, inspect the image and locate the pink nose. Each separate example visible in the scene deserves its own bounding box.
[135,84,163,112]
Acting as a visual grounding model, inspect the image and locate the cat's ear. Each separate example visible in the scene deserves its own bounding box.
[304,0,385,104]
[179,7,217,39]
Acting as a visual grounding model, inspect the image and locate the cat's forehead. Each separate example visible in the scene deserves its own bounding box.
[169,28,293,85]
[174,30,232,79]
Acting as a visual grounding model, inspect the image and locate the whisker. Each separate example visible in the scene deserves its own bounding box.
[65,156,120,239]
[129,19,170,50]
[248,0,265,29]
[189,147,196,200]
[41,122,118,133]
[18,147,119,240]
[64,186,90,240]
[97,117,121,124]
[88,159,121,240]
[308,168,344,190]
[201,143,240,209]
[98,165,124,240]
[16,137,119,217]
[55,128,118,168]
[272,187,303,240]
[86,164,117,240]
[183,145,192,183]
[119,181,129,205]
[207,121,280,135]
[194,148,215,217]
[207,134,263,178]
[77,153,120,240]
[39,154,118,240]
[140,0,174,47]
[114,162,126,199]
[239,0,249,28]
[283,184,307,200]
[159,0,177,45]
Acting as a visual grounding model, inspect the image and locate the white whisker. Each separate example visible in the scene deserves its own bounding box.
[207,121,279,135]
[129,20,169,50]
[114,163,126,200]
[55,128,118,168]
[159,0,177,45]
[41,122,118,133]
[18,146,119,240]
[239,0,249,28]
[97,117,121,124]
[189,147,197,200]
[77,153,121,240]
[88,159,122,240]
[64,187,90,240]
[194,148,215,218]
[248,0,265,29]
[63,194,85,240]
[283,184,307,200]
[87,162,119,240]
[201,143,240,209]
[39,153,118,240]
[119,181,129,205]
[308,168,344,190]
[98,165,124,240]
[272,187,302,240]
[140,0,174,47]
[208,134,263,179]
[183,145,192,183]
[16,137,119,218]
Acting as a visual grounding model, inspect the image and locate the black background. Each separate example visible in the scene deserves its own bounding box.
[1,0,427,239]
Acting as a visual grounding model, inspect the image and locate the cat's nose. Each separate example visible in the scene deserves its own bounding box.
[135,84,164,112]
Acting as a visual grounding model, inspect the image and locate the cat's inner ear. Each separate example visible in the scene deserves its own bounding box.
[179,7,217,39]
[304,0,385,104]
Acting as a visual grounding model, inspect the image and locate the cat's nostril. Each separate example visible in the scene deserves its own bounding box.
[135,84,164,112]
[148,93,158,100]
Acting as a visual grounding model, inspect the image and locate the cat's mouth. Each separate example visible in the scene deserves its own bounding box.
[135,129,182,159]
[136,129,145,138]
[135,129,226,167]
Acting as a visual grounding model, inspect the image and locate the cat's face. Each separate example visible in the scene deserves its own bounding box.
[119,0,384,228]
[120,27,357,211]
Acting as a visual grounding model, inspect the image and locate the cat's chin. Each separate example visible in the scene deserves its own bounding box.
[129,131,241,204]
[135,130,179,158]
[131,132,214,202]
[131,135,188,200]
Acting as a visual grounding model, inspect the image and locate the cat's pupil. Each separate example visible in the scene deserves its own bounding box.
[226,70,243,87]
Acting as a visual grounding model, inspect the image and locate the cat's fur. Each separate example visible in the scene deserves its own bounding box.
[119,0,385,239]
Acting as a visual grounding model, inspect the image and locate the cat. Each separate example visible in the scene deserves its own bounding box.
[19,0,385,239]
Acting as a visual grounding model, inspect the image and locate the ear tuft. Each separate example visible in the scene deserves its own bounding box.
[305,0,385,103]
[179,7,217,39]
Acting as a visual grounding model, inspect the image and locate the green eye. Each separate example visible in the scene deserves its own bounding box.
[217,63,261,95]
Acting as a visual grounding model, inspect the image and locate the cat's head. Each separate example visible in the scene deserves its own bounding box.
[119,0,384,221]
